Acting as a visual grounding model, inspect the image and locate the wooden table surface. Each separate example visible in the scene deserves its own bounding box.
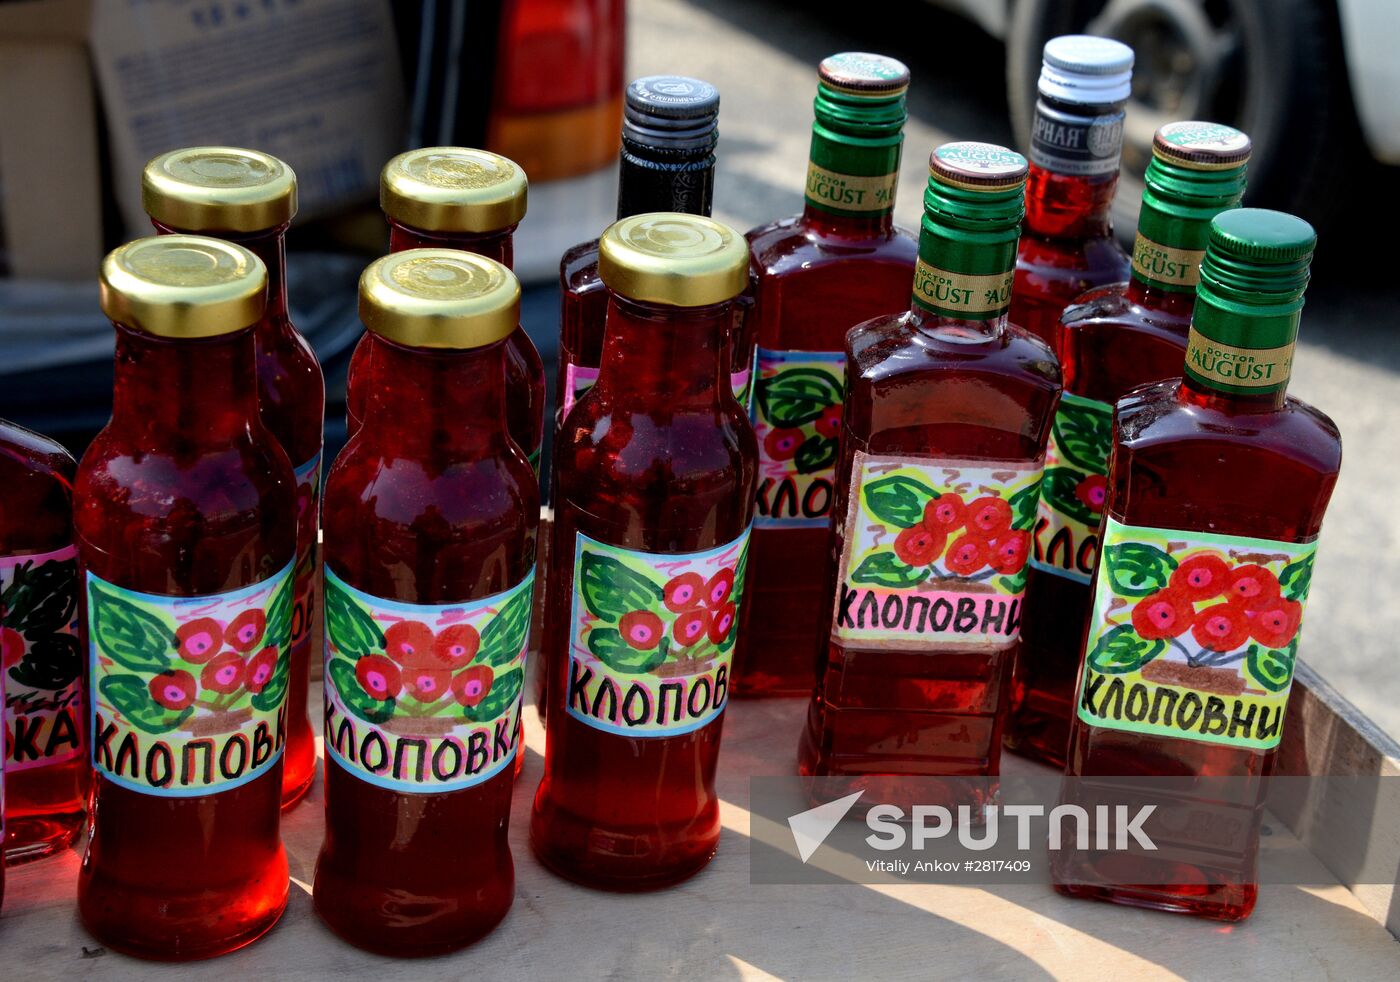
[4,686,1398,981]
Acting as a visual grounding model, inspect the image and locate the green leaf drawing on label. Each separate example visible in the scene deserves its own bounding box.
[1053,400,1113,473]
[2,558,78,635]
[580,554,664,622]
[479,584,534,667]
[325,578,386,657]
[265,574,294,649]
[1040,466,1098,527]
[1104,542,1178,598]
[250,647,290,712]
[1086,625,1165,674]
[328,658,396,724]
[8,633,82,691]
[100,674,192,734]
[1278,554,1314,602]
[850,552,930,589]
[862,474,939,529]
[89,584,175,672]
[794,436,838,474]
[588,627,669,674]
[1008,476,1043,530]
[758,367,842,427]
[733,541,750,601]
[1246,640,1298,693]
[462,666,523,724]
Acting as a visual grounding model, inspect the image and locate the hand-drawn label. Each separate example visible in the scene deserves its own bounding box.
[752,348,844,528]
[290,451,322,663]
[833,454,1042,649]
[1031,393,1114,584]
[322,569,534,793]
[3,546,84,772]
[566,529,750,737]
[1077,518,1317,750]
[88,562,294,796]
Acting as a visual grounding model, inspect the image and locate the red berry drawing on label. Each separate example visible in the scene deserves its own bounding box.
[923,494,965,530]
[967,497,1013,538]
[149,669,196,711]
[708,602,737,644]
[224,609,266,652]
[1074,474,1107,512]
[1191,602,1252,652]
[663,573,705,613]
[1131,588,1195,640]
[814,404,842,440]
[705,569,734,607]
[989,531,1030,575]
[246,647,279,694]
[1170,552,1231,600]
[946,534,991,576]
[201,651,247,694]
[434,623,481,667]
[764,427,804,462]
[673,608,711,647]
[176,617,224,663]
[356,654,403,700]
[452,664,495,707]
[384,620,435,667]
[620,610,665,650]
[1,625,25,670]
[1250,597,1302,649]
[894,525,945,567]
[1226,564,1281,610]
[405,667,451,705]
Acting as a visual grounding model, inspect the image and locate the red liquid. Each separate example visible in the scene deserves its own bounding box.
[736,209,917,696]
[345,222,545,472]
[153,219,324,810]
[799,310,1060,791]
[531,293,756,889]
[1055,376,1341,920]
[1008,282,1192,767]
[315,334,537,955]
[75,325,296,960]
[1010,168,1129,351]
[0,421,87,862]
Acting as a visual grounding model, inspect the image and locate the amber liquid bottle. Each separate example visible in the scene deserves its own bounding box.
[315,251,536,954]
[532,213,756,889]
[1010,35,1134,349]
[1008,122,1253,767]
[738,52,918,697]
[1054,209,1341,921]
[799,143,1060,794]
[345,148,544,471]
[0,420,86,863]
[76,236,296,959]
[144,147,325,809]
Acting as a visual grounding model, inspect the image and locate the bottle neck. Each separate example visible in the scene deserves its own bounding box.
[1179,371,1287,412]
[908,204,1019,327]
[1179,302,1297,413]
[387,220,516,269]
[1126,176,1245,318]
[152,220,289,322]
[617,137,716,219]
[800,121,901,237]
[360,334,511,458]
[111,325,262,444]
[595,294,732,408]
[1124,277,1196,317]
[909,306,1009,343]
[1023,95,1124,238]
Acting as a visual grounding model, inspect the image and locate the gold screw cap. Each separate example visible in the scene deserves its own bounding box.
[598,213,749,307]
[142,147,297,233]
[359,249,521,349]
[100,236,267,338]
[380,148,528,234]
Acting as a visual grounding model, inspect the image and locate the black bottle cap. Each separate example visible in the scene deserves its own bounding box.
[623,76,720,152]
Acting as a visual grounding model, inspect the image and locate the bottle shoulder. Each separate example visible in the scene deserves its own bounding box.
[747,215,918,277]
[848,314,1061,389]
[0,419,76,483]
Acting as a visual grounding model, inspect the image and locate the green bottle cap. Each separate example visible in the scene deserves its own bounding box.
[1185,208,1316,396]
[911,143,1027,320]
[1132,121,1251,292]
[804,52,909,219]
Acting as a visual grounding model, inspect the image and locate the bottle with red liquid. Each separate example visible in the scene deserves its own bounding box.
[799,143,1061,794]
[345,148,545,470]
[737,52,918,697]
[75,236,296,958]
[559,76,750,423]
[143,147,325,810]
[1,421,86,863]
[314,250,537,953]
[1010,36,1134,349]
[1055,209,1341,921]
[532,213,756,889]
[1007,122,1252,767]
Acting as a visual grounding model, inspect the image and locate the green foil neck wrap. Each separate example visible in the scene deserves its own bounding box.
[805,82,907,219]
[1186,208,1315,396]
[911,143,1027,320]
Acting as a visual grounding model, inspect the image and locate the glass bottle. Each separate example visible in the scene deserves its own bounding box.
[314,251,537,954]
[1054,209,1342,921]
[1010,35,1134,350]
[737,52,919,697]
[345,148,545,470]
[144,147,325,810]
[1008,122,1252,767]
[0,421,85,863]
[799,143,1062,795]
[531,213,756,889]
[76,236,297,959]
[559,75,747,422]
